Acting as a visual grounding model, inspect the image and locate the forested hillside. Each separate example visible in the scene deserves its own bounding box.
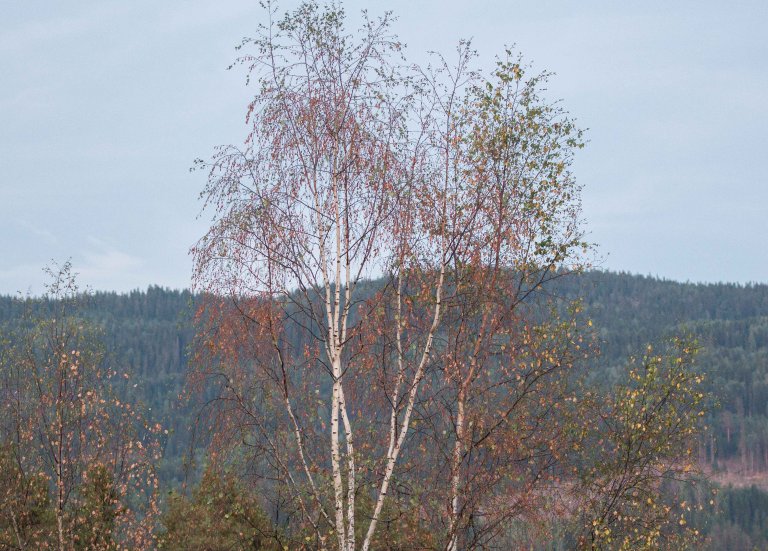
[558,272,768,549]
[2,271,767,548]
[555,272,768,477]
[0,286,197,488]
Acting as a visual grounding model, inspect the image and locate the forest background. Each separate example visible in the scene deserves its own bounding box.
[2,271,767,549]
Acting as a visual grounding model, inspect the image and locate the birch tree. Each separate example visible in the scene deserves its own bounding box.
[432,53,587,550]
[0,262,161,550]
[573,339,708,550]
[192,2,588,548]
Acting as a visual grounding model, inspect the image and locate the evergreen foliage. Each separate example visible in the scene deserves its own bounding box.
[158,466,280,550]
[2,270,767,547]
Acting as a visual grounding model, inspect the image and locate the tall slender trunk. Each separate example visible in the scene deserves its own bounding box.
[56,505,65,551]
[330,357,347,551]
[362,261,447,551]
[339,387,356,550]
[448,389,466,551]
[57,413,66,551]
[8,507,24,550]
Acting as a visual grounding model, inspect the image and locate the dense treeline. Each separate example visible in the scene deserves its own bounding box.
[1,270,767,548]
[0,285,197,489]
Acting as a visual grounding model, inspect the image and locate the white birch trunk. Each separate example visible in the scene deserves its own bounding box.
[339,386,356,550]
[361,261,447,551]
[330,367,347,550]
[447,390,465,551]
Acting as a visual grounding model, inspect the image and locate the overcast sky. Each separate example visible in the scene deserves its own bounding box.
[1,1,766,294]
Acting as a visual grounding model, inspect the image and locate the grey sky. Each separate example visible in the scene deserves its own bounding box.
[1,1,766,294]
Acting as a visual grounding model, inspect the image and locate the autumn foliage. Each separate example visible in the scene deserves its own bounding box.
[0,263,160,550]
[189,1,595,549]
